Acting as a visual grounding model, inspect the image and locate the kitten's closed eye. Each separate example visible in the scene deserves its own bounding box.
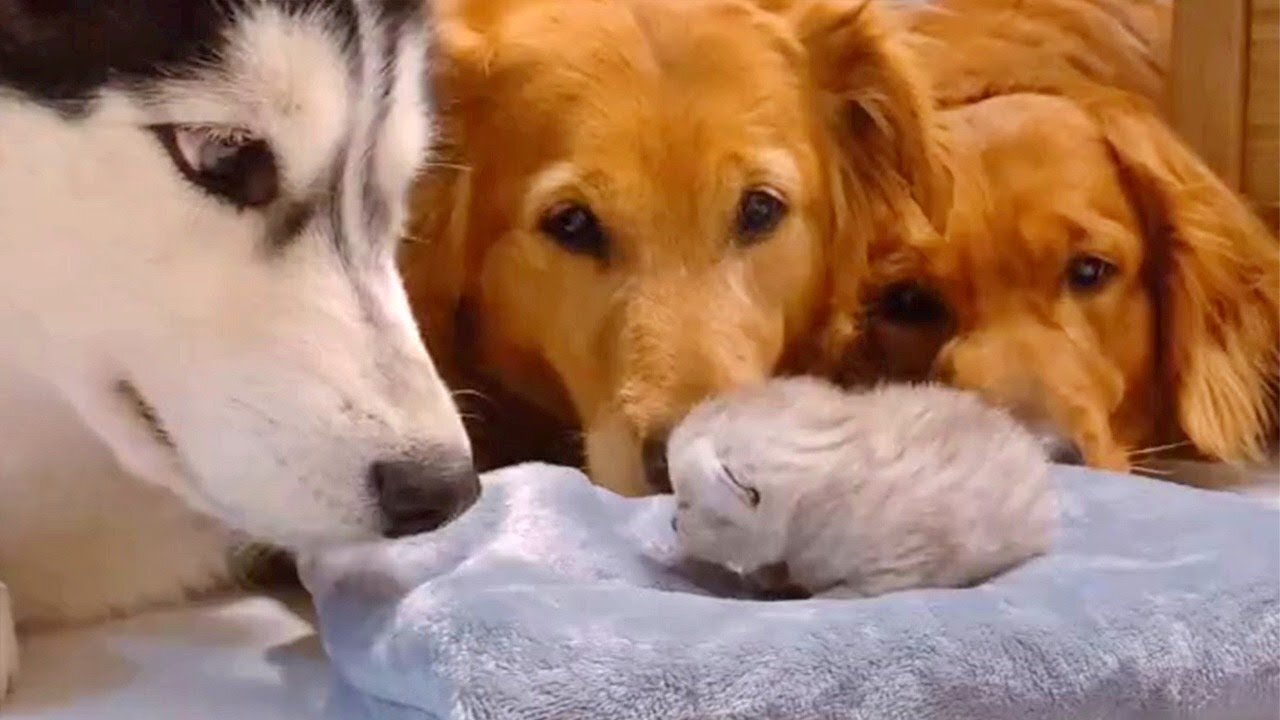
[719,464,760,507]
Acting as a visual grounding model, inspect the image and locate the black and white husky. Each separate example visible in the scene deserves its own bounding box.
[0,0,478,698]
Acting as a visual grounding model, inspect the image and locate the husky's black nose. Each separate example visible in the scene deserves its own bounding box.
[370,456,481,538]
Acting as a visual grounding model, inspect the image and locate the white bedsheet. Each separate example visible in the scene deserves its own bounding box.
[4,592,331,720]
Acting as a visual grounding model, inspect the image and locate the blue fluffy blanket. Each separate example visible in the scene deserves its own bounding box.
[303,464,1280,720]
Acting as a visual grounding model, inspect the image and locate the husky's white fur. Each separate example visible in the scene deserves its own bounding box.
[0,0,469,699]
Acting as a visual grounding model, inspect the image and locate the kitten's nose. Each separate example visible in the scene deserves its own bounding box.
[641,434,673,493]
[369,455,480,538]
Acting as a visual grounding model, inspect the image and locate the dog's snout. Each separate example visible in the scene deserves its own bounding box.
[641,434,673,494]
[370,456,481,539]
[1046,439,1085,466]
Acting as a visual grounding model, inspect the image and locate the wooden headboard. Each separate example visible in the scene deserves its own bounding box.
[1170,0,1279,231]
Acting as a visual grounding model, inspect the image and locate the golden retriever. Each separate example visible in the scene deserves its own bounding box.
[836,0,1277,476]
[848,89,1279,473]
[402,0,947,495]
[903,0,1171,106]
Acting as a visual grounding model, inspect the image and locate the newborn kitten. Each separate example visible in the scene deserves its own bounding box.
[667,378,1057,599]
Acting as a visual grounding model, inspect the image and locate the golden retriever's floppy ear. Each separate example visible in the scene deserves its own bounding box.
[399,162,472,379]
[425,0,495,107]
[396,0,493,383]
[777,0,949,371]
[1092,93,1280,461]
[789,0,948,223]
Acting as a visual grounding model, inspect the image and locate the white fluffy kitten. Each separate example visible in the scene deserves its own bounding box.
[667,378,1058,598]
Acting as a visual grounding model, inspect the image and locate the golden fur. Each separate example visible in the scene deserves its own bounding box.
[847,10,1278,472]
[832,0,1276,472]
[402,0,944,494]
[404,0,1276,483]
[903,0,1171,106]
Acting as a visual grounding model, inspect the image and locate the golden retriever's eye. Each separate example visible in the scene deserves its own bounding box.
[539,202,608,259]
[874,282,949,326]
[1065,254,1117,293]
[151,124,278,208]
[736,188,788,244]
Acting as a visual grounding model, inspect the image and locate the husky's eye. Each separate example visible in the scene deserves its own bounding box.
[152,124,278,208]
[539,202,608,259]
[736,187,788,244]
[874,281,949,326]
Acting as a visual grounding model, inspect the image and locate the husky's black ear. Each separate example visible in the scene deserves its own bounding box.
[0,0,57,47]
[1,0,117,104]
[0,0,83,103]
[0,0,229,109]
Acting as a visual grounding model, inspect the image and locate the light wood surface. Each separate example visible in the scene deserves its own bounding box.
[1170,0,1279,229]
[1246,0,1278,226]
[1170,0,1250,190]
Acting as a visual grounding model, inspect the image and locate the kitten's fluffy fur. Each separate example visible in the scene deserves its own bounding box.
[667,378,1057,598]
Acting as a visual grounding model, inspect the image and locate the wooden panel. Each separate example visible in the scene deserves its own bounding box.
[1170,0,1250,189]
[1245,0,1279,224]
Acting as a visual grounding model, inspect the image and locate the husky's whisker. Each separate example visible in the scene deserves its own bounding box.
[421,160,473,173]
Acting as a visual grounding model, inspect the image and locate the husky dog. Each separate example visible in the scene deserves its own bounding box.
[0,0,479,699]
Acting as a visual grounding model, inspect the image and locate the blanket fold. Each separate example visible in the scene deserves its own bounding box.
[303,464,1280,720]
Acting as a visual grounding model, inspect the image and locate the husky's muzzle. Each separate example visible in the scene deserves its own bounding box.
[369,455,481,538]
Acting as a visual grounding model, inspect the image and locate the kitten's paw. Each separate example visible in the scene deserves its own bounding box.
[0,582,17,702]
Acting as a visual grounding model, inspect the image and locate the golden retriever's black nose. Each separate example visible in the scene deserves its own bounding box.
[641,435,673,493]
[1047,440,1085,466]
[370,457,481,538]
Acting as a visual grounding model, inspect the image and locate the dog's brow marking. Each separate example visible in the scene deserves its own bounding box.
[322,0,380,270]
[356,10,400,244]
[329,143,355,259]
[524,163,582,220]
[751,148,802,197]
[311,0,430,356]
[359,52,394,246]
[362,159,392,242]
